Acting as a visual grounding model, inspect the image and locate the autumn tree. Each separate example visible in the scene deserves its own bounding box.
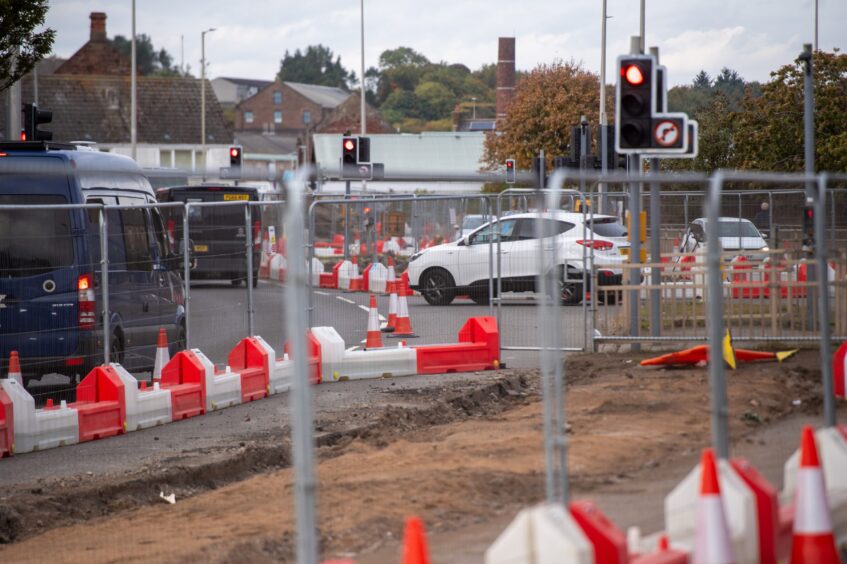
[483,60,610,170]
[0,0,54,91]
[731,50,847,172]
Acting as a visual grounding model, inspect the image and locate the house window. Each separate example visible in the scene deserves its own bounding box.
[273,91,282,105]
[244,111,254,124]
[303,111,311,124]
[274,111,283,124]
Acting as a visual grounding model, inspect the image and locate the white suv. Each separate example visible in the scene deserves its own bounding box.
[407,211,630,305]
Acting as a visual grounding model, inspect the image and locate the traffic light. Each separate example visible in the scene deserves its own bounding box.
[342,136,358,166]
[615,56,654,151]
[358,136,370,163]
[505,159,516,184]
[229,146,243,168]
[22,103,53,141]
[802,201,815,250]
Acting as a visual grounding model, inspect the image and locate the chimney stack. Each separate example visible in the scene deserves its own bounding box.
[90,12,107,41]
[496,37,516,124]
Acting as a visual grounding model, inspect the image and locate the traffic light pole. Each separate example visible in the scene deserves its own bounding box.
[344,180,351,261]
[649,161,661,337]
[801,44,816,332]
[628,154,641,352]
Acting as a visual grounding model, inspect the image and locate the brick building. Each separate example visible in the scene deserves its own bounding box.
[234,80,351,135]
[54,12,130,76]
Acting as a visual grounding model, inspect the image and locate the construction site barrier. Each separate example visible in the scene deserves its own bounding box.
[69,365,126,442]
[193,350,242,412]
[569,500,628,564]
[730,458,780,564]
[0,378,79,453]
[312,326,417,382]
[415,316,500,374]
[160,350,207,420]
[0,386,12,457]
[228,337,271,403]
[835,341,847,399]
[112,364,172,431]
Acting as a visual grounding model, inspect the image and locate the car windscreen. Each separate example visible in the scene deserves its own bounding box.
[462,216,485,230]
[717,221,761,238]
[589,217,628,238]
[173,191,254,225]
[0,195,75,278]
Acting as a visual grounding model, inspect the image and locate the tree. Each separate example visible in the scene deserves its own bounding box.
[112,34,180,76]
[278,45,354,90]
[378,46,429,70]
[692,70,712,89]
[415,81,455,120]
[0,0,54,91]
[731,50,847,172]
[663,92,736,173]
[483,60,610,169]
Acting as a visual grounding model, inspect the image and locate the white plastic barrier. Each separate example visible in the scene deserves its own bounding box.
[367,262,388,294]
[665,458,759,563]
[0,378,79,453]
[269,253,287,281]
[383,238,401,255]
[192,350,242,411]
[311,326,417,382]
[485,503,594,564]
[310,257,324,287]
[270,356,294,394]
[110,364,172,431]
[337,260,355,290]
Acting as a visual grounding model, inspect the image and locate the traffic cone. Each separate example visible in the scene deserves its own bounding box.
[6,351,22,386]
[349,256,362,292]
[790,426,840,564]
[640,345,709,367]
[402,516,431,564]
[390,279,417,338]
[694,448,735,564]
[734,348,799,363]
[153,328,170,382]
[383,262,398,333]
[723,329,736,370]
[365,295,383,349]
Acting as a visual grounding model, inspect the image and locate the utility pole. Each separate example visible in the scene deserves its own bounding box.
[628,36,642,352]
[649,46,661,338]
[201,28,216,178]
[599,0,609,214]
[801,44,816,331]
[5,52,20,141]
[360,0,366,136]
[131,0,137,160]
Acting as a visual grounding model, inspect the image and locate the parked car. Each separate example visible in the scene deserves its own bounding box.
[156,185,262,287]
[0,142,186,387]
[455,214,488,241]
[678,218,768,260]
[408,211,630,305]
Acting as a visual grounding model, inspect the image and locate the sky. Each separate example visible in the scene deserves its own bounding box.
[42,0,846,87]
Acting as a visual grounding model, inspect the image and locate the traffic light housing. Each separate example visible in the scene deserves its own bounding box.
[802,201,815,250]
[342,136,358,166]
[358,136,370,163]
[22,103,53,141]
[229,146,243,168]
[505,158,516,184]
[616,56,654,151]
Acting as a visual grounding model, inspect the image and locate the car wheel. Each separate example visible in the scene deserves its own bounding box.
[111,330,125,365]
[559,279,583,305]
[173,323,187,355]
[252,273,259,288]
[420,268,456,306]
[231,278,243,287]
[469,284,498,305]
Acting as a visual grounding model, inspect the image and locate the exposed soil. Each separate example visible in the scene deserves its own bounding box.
[0,350,828,563]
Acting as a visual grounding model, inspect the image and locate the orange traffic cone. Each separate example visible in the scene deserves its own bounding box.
[734,348,799,363]
[365,295,383,349]
[153,328,170,381]
[640,345,709,367]
[694,448,735,564]
[790,426,840,564]
[402,516,430,564]
[390,279,417,338]
[383,259,398,333]
[6,351,22,386]
[349,256,363,292]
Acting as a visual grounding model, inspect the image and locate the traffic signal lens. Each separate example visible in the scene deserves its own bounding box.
[622,94,645,116]
[230,148,240,158]
[624,64,644,85]
[344,139,355,152]
[506,161,513,169]
[621,123,644,146]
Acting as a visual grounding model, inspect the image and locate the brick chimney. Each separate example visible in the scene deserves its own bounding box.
[90,12,107,41]
[496,37,515,123]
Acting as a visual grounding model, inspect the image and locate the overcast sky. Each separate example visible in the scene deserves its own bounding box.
[43,0,845,87]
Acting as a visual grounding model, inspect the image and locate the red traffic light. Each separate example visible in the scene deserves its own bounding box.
[343,139,355,152]
[20,130,26,141]
[229,147,240,159]
[506,160,514,169]
[623,64,645,86]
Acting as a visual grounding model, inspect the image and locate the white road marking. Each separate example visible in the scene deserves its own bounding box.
[357,304,370,313]
[314,290,330,296]
[337,297,356,304]
[346,346,360,352]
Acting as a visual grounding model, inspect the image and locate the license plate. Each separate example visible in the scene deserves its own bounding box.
[194,244,209,252]
[223,194,249,201]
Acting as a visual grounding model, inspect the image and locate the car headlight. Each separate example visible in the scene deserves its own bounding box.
[761,246,769,252]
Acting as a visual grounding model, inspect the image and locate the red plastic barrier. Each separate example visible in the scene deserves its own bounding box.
[731,256,765,299]
[284,332,323,385]
[160,350,207,420]
[228,337,270,402]
[776,502,795,561]
[71,365,127,442]
[0,387,13,457]
[731,457,779,564]
[834,341,846,399]
[415,316,499,374]
[570,500,627,564]
[362,263,373,292]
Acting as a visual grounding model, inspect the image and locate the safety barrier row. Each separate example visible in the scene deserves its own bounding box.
[485,424,847,564]
[0,317,499,458]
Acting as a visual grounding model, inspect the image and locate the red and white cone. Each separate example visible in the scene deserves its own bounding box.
[153,328,170,382]
[694,448,735,564]
[6,351,22,386]
[365,295,383,349]
[383,259,398,333]
[390,279,417,338]
[791,425,840,564]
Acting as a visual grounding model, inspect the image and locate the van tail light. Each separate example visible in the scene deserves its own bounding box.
[78,273,96,330]
[252,220,262,248]
[166,219,176,246]
[576,239,614,251]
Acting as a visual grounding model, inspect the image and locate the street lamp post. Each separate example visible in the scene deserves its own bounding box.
[131,0,137,160]
[201,28,216,177]
[360,0,366,136]
[470,96,477,120]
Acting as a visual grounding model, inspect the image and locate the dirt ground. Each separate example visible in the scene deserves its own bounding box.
[0,349,831,562]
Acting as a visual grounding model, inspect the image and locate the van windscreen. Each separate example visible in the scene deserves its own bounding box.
[0,195,74,278]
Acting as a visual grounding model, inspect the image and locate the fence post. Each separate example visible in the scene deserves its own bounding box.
[817,174,835,427]
[650,160,661,337]
[245,204,255,336]
[183,203,191,350]
[99,206,110,364]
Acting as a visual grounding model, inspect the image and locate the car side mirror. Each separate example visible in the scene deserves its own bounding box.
[460,234,470,246]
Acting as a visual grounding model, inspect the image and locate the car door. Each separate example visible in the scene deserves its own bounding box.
[509,218,577,281]
[458,218,518,286]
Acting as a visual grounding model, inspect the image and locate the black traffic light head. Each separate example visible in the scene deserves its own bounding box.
[22,103,53,141]
[229,145,243,168]
[616,56,654,151]
[505,158,516,184]
[357,136,370,163]
[342,136,358,165]
[802,201,815,250]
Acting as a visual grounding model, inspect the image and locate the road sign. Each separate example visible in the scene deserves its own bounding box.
[672,120,699,160]
[341,162,373,180]
[653,119,681,148]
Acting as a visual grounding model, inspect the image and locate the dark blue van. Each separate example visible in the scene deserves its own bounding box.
[0,142,186,388]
